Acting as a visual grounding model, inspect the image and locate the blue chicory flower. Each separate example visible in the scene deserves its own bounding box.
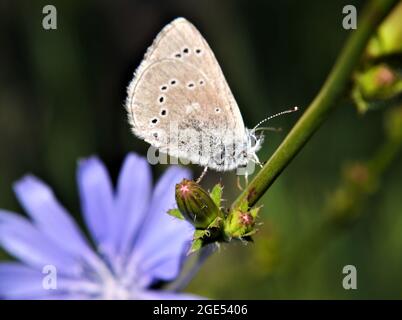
[0,153,199,299]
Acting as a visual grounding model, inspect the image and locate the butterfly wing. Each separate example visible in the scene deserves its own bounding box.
[126,18,246,169]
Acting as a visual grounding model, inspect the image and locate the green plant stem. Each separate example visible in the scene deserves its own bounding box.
[232,0,399,210]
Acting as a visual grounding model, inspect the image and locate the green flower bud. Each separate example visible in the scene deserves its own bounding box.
[352,64,402,113]
[175,179,222,229]
[223,205,260,241]
[354,3,402,114]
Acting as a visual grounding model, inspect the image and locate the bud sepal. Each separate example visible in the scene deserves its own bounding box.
[167,208,184,220]
[188,217,223,254]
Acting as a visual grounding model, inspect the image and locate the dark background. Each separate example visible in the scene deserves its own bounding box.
[1,0,402,299]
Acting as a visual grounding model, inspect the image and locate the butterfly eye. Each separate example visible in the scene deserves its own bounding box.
[160,85,168,92]
[174,53,182,58]
[187,82,195,89]
[170,79,177,86]
[215,107,221,113]
[183,48,190,54]
[160,109,167,116]
[153,132,159,139]
[150,117,159,125]
[199,79,205,85]
[195,48,202,55]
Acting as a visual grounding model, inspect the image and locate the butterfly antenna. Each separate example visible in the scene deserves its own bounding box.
[252,106,299,132]
[254,127,283,133]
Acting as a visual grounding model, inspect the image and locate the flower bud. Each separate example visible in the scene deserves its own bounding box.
[352,64,402,113]
[223,205,260,240]
[175,179,222,229]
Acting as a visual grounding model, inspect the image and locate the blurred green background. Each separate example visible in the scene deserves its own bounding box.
[1,0,402,299]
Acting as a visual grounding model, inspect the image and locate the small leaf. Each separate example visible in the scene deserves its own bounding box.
[366,2,402,58]
[207,216,223,229]
[210,183,223,207]
[167,208,184,220]
[188,238,203,254]
[249,206,261,219]
[194,229,209,240]
[242,230,257,238]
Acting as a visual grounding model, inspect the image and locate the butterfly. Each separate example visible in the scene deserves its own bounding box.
[125,17,297,182]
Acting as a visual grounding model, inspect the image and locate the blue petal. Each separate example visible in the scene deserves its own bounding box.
[77,157,114,252]
[0,263,100,299]
[0,263,45,299]
[128,167,194,283]
[144,248,189,282]
[0,210,81,275]
[139,289,204,300]
[32,293,90,300]
[13,175,93,257]
[113,153,152,257]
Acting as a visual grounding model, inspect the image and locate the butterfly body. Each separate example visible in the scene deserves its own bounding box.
[126,18,263,173]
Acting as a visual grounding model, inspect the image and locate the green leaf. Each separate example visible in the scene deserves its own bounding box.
[167,208,184,220]
[366,3,402,57]
[210,183,223,207]
[242,230,257,238]
[193,229,210,240]
[188,238,203,254]
[207,216,223,229]
[249,206,261,219]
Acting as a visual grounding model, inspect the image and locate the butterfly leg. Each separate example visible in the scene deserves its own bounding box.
[236,171,249,190]
[236,175,243,190]
[196,166,208,184]
[253,154,264,168]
